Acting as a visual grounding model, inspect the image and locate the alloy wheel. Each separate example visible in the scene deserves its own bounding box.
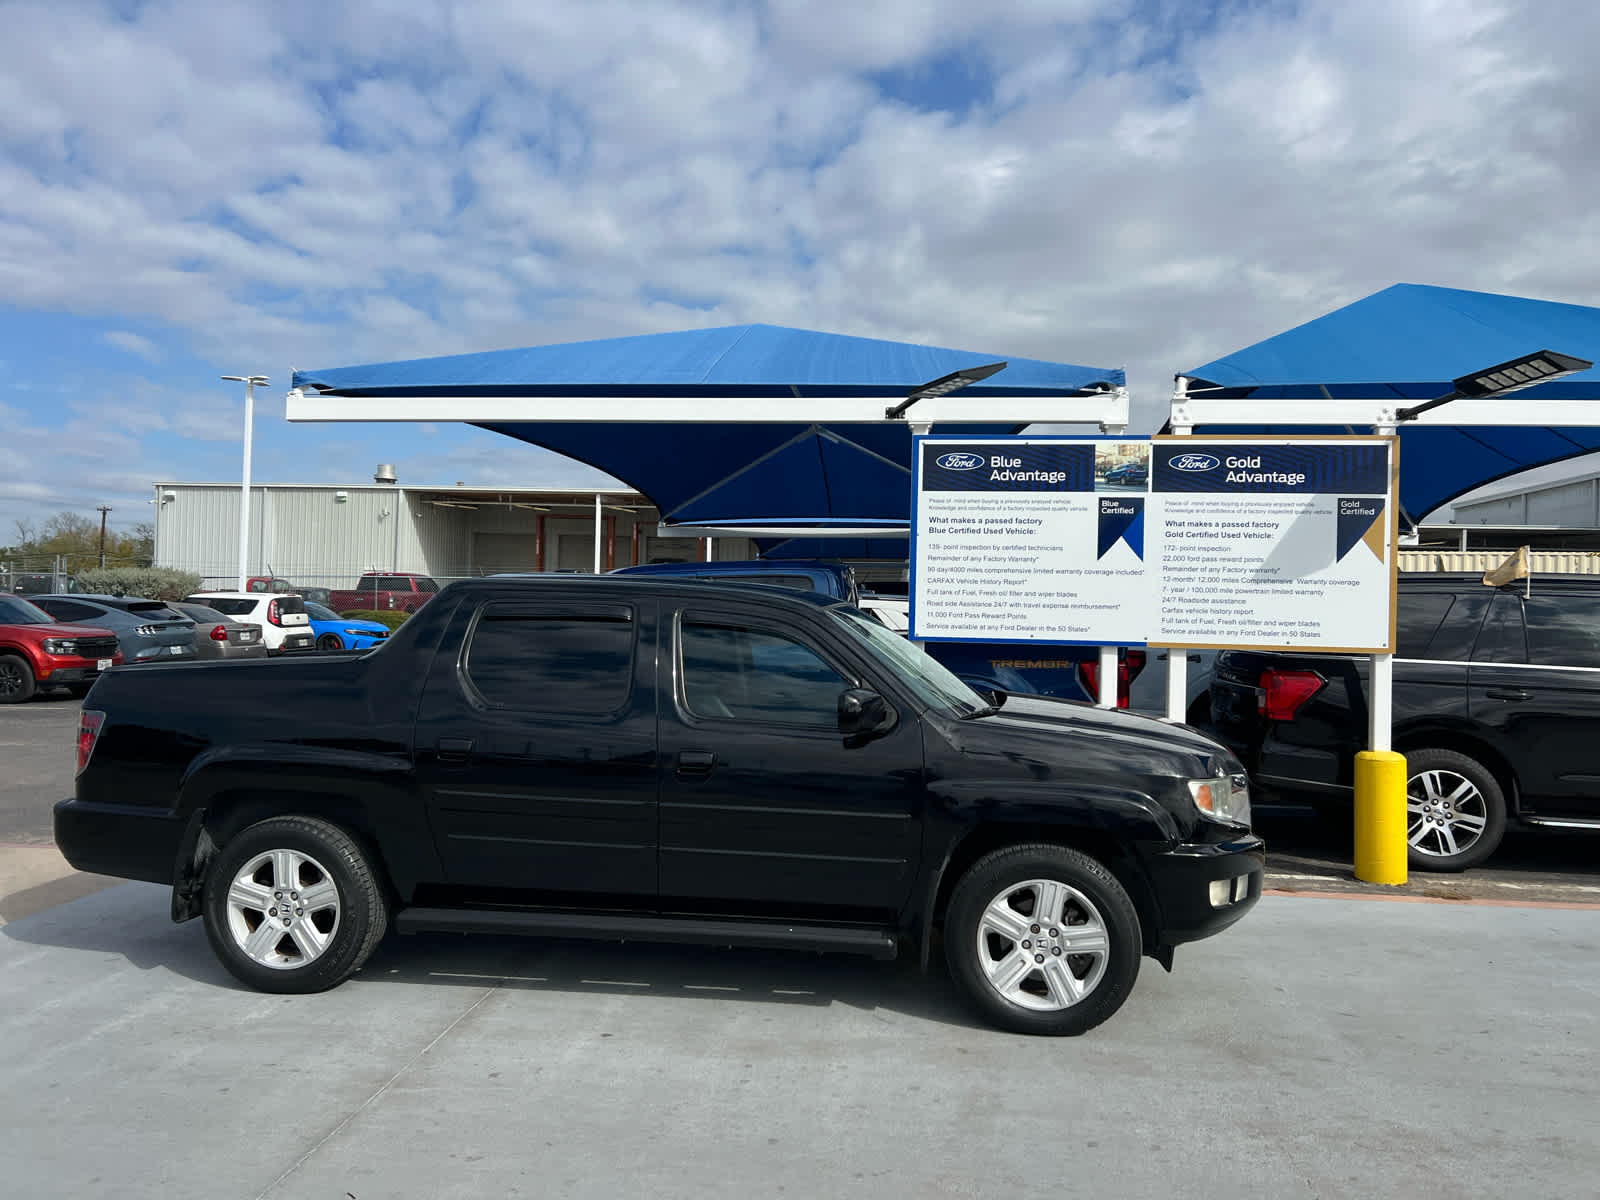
[974,878,1110,1011]
[1407,768,1489,860]
[223,848,342,969]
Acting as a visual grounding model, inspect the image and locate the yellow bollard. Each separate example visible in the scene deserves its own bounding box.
[1353,750,1408,885]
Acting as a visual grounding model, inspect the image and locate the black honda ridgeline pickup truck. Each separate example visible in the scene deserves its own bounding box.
[55,576,1262,1035]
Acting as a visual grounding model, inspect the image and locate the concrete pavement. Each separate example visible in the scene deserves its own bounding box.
[1,882,1596,1199]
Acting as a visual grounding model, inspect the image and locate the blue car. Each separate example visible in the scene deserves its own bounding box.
[302,601,391,651]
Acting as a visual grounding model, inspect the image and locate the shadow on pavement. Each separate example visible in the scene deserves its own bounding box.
[3,881,990,1029]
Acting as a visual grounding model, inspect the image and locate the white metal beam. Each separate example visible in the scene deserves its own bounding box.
[1172,394,1600,428]
[285,387,1131,429]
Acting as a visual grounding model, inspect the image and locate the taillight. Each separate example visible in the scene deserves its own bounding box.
[1258,669,1324,721]
[76,710,106,776]
[1076,653,1139,708]
[267,599,283,626]
[209,624,230,642]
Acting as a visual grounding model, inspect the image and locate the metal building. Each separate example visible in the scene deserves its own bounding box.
[151,466,754,592]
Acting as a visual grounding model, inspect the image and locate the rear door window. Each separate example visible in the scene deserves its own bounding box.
[464,604,634,713]
[199,598,257,617]
[1411,589,1489,661]
[1471,592,1528,663]
[35,599,101,623]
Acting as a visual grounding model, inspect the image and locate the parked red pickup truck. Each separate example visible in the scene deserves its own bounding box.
[326,572,439,613]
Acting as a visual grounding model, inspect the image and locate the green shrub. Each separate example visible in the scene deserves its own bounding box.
[337,609,410,630]
[77,567,204,602]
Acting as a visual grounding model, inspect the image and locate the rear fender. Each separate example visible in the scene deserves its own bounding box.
[173,745,438,904]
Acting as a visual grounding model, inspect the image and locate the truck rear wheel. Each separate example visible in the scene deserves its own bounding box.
[945,844,1141,1035]
[201,815,388,993]
[0,654,36,704]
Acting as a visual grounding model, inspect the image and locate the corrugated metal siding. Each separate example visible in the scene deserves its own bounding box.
[151,483,745,585]
[1399,551,1600,574]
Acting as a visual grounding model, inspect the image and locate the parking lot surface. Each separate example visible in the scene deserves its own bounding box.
[2,883,1597,1198]
[5,694,1599,1196]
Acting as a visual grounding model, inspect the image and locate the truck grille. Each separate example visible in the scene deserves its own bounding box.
[73,637,121,658]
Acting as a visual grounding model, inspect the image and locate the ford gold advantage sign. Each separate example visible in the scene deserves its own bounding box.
[911,435,1397,653]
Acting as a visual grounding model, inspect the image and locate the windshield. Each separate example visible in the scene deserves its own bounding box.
[0,596,54,625]
[831,607,984,715]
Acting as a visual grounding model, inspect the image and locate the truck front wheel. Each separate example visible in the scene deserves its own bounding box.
[0,654,36,704]
[945,844,1141,1035]
[201,815,389,993]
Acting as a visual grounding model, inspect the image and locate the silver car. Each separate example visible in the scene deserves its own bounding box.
[172,602,269,660]
[31,594,198,664]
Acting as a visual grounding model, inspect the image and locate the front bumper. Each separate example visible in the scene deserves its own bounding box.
[54,797,186,886]
[35,660,112,685]
[1148,833,1265,946]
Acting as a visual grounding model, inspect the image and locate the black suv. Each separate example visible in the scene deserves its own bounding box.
[1211,573,1600,870]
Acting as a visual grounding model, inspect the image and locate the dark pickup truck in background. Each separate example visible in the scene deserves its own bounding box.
[55,574,1261,1036]
[1211,572,1600,871]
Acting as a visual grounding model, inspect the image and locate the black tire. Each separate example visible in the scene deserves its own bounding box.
[1405,748,1507,872]
[945,844,1142,1036]
[0,653,36,704]
[316,633,344,651]
[201,815,389,993]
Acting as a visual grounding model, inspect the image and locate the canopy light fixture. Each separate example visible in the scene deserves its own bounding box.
[1397,350,1593,421]
[886,361,1007,420]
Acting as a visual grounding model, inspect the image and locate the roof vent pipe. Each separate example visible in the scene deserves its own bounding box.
[374,463,398,484]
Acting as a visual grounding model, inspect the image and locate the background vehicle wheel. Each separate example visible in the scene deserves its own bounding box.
[945,844,1141,1036]
[316,633,344,651]
[201,815,389,993]
[0,654,36,704]
[1405,748,1506,872]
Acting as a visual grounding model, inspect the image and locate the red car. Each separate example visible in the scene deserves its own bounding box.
[0,595,124,702]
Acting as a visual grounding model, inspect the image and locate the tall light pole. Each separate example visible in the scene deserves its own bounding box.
[222,374,268,591]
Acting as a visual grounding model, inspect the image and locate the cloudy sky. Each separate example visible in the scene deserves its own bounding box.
[3,0,1598,540]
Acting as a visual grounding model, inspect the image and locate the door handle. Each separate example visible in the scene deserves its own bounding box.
[677,750,715,778]
[1484,688,1531,702]
[437,736,475,763]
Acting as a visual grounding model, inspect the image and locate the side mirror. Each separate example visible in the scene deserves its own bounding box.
[838,688,895,741]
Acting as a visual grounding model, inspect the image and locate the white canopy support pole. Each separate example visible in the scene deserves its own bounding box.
[1096,645,1118,708]
[1369,418,1398,752]
[1163,376,1193,721]
[593,493,602,574]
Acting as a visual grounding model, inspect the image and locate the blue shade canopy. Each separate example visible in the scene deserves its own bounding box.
[1181,284,1600,519]
[293,325,1123,528]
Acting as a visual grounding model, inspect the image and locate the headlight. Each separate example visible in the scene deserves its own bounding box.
[1187,772,1251,826]
[41,638,75,655]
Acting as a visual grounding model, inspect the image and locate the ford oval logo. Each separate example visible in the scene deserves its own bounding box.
[1170,453,1220,472]
[936,452,985,471]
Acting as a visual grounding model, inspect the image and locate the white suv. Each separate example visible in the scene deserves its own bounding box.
[184,592,314,655]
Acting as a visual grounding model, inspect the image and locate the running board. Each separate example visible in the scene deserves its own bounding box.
[1523,815,1600,830]
[395,907,900,960]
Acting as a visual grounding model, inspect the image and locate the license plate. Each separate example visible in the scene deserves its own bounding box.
[96,658,112,670]
[169,645,186,655]
[239,631,256,641]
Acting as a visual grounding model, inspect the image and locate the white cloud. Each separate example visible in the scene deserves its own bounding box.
[101,331,163,363]
[2,0,1600,534]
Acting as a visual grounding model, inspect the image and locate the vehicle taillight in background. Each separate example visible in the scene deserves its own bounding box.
[1076,649,1146,708]
[209,624,230,642]
[76,710,106,776]
[267,599,283,626]
[1258,669,1325,721]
